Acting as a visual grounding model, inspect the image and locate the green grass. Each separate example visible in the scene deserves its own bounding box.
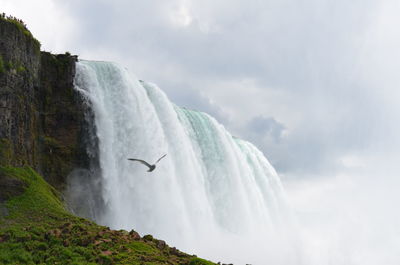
[0,166,217,265]
[189,258,217,265]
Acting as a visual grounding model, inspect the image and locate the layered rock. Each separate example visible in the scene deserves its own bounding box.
[0,16,41,168]
[0,16,88,190]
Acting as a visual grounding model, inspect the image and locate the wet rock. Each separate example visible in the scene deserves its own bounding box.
[119,245,128,251]
[120,235,129,242]
[170,247,187,257]
[0,233,10,243]
[143,234,153,242]
[0,203,9,217]
[0,172,27,203]
[61,227,71,234]
[78,237,91,247]
[94,240,102,246]
[101,250,112,256]
[119,229,129,236]
[45,228,62,239]
[63,239,70,247]
[129,229,140,240]
[156,239,166,250]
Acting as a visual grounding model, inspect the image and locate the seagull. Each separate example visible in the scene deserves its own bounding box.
[127,154,167,172]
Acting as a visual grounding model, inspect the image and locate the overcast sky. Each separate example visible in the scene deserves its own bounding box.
[3,0,400,179]
[5,2,400,262]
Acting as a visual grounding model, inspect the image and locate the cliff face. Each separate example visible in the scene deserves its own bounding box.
[38,52,90,190]
[0,17,41,168]
[0,17,87,190]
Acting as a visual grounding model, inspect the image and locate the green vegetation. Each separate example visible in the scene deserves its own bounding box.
[0,138,12,166]
[0,55,4,73]
[0,59,27,74]
[39,135,76,189]
[0,166,216,265]
[189,258,217,265]
[9,19,32,38]
[0,13,41,49]
[0,138,11,165]
[4,60,13,71]
[16,65,26,73]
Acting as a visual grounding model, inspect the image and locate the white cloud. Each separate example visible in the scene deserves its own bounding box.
[169,3,193,28]
[4,0,400,176]
[1,0,77,53]
[4,1,400,263]
[339,154,366,169]
[284,163,400,265]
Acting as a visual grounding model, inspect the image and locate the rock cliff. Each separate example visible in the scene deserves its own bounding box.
[0,16,88,190]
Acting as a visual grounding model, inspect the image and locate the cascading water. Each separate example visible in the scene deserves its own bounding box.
[72,60,299,264]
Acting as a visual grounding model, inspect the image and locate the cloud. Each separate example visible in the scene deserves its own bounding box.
[1,0,77,52]
[5,1,400,263]
[3,0,400,178]
[247,116,286,142]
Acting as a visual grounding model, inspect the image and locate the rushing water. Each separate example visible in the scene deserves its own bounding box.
[72,60,299,264]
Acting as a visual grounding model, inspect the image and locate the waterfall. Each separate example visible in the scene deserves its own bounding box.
[72,60,298,264]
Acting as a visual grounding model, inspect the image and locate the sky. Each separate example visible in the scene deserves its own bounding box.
[2,0,400,179]
[3,1,400,263]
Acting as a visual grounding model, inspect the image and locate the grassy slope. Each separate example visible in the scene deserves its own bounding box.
[0,167,215,265]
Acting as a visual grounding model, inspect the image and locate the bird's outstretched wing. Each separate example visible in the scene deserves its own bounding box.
[127,158,152,169]
[155,154,167,164]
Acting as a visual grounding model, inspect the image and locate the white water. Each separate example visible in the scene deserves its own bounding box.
[73,60,299,264]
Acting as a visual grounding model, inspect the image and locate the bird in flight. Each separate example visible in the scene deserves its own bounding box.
[127,154,167,172]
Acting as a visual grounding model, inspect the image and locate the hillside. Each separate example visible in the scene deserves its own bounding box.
[0,166,215,264]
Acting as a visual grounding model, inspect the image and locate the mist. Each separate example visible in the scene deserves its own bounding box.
[3,0,400,264]
[286,159,400,264]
